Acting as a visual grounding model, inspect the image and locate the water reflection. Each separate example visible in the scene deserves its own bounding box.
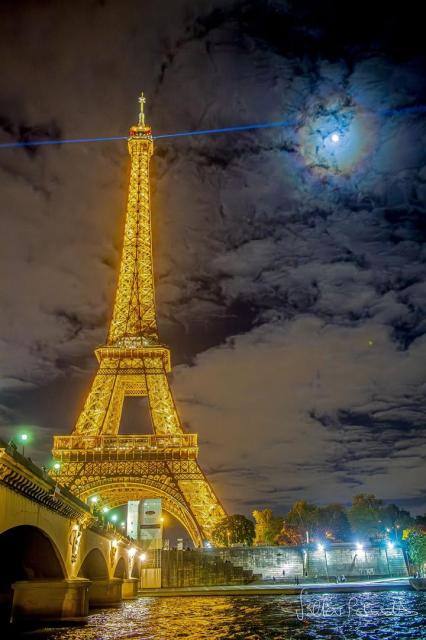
[15,592,426,640]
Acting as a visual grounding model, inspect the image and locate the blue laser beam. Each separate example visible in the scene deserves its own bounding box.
[0,135,128,150]
[0,119,298,150]
[154,119,298,140]
[0,104,424,151]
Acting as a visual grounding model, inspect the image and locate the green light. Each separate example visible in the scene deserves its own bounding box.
[102,506,110,514]
[17,431,31,455]
[53,462,61,470]
[111,514,118,523]
[90,496,99,504]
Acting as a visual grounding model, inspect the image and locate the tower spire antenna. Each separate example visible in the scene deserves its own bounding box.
[138,91,146,127]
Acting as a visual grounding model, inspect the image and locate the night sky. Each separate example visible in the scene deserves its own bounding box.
[0,1,425,517]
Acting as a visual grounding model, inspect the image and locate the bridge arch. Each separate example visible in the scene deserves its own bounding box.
[77,479,203,546]
[113,556,126,579]
[0,525,66,625]
[78,548,109,580]
[131,558,140,579]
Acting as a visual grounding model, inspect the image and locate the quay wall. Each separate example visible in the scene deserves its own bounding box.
[157,543,407,587]
[217,543,408,581]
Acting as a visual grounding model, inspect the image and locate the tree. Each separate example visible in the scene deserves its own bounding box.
[285,500,320,541]
[212,515,255,547]
[276,523,304,546]
[415,514,426,527]
[252,509,283,545]
[318,504,352,542]
[348,494,383,540]
[407,530,426,572]
[381,503,414,538]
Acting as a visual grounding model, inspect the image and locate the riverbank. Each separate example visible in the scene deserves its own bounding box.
[139,577,411,597]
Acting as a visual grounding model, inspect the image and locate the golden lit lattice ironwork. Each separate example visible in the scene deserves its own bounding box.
[52,96,225,545]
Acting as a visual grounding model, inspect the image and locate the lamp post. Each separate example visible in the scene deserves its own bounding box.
[18,433,29,456]
[318,544,329,581]
[384,544,391,576]
[160,515,169,550]
[52,461,61,476]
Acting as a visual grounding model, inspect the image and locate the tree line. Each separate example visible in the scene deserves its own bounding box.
[211,494,426,571]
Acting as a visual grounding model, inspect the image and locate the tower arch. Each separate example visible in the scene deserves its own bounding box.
[78,480,203,547]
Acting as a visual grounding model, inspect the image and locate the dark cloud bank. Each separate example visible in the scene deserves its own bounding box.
[0,0,425,515]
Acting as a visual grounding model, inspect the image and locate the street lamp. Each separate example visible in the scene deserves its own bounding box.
[52,461,61,474]
[317,543,329,580]
[160,515,168,549]
[18,432,29,456]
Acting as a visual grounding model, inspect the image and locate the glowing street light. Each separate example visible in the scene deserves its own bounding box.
[18,432,29,456]
[317,543,329,580]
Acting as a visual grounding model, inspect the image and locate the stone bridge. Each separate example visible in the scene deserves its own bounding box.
[0,440,150,626]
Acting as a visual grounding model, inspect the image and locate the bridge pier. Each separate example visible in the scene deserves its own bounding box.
[122,577,139,599]
[11,579,90,625]
[88,578,123,608]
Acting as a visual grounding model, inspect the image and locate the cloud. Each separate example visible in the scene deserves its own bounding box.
[173,317,426,513]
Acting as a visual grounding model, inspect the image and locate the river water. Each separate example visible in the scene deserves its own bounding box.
[15,591,426,640]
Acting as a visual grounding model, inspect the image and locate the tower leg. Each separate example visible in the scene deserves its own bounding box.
[146,367,183,435]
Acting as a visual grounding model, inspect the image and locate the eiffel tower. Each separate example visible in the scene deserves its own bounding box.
[52,95,226,546]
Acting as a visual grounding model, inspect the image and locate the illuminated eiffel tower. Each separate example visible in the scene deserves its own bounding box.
[52,95,225,545]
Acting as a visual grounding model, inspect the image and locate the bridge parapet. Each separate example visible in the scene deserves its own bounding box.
[0,438,136,543]
[0,439,94,523]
